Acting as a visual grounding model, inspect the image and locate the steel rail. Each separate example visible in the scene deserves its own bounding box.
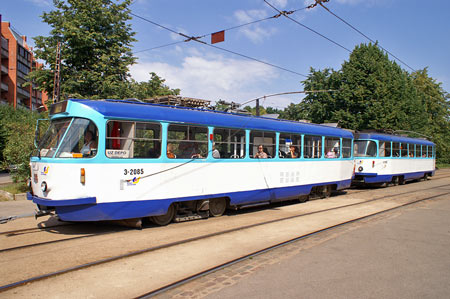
[0,184,448,293]
[138,190,450,298]
[0,179,446,254]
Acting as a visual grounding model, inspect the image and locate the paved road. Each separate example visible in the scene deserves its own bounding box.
[201,197,450,299]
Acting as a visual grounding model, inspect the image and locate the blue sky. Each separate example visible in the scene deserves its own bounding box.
[2,0,449,108]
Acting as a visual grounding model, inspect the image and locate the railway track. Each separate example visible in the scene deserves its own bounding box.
[0,178,449,297]
[140,190,450,298]
[1,172,449,243]
[0,178,448,255]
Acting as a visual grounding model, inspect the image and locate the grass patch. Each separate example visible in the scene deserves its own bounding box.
[0,182,28,194]
[437,163,450,169]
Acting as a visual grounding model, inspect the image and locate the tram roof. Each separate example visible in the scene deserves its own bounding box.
[67,99,353,138]
[355,132,434,146]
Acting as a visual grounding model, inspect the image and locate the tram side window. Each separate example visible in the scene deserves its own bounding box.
[427,146,433,158]
[354,140,376,157]
[106,121,161,159]
[407,143,415,157]
[168,124,207,159]
[325,137,340,158]
[279,133,301,158]
[379,141,391,157]
[400,143,407,157]
[304,135,322,159]
[213,128,246,159]
[342,138,352,158]
[392,142,400,157]
[250,131,276,159]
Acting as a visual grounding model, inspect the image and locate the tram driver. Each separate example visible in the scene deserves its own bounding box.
[81,130,97,157]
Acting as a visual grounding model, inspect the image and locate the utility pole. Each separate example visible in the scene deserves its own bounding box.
[52,42,61,103]
[255,98,260,116]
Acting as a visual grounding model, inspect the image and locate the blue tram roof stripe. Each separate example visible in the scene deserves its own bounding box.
[67,99,354,138]
[355,133,434,146]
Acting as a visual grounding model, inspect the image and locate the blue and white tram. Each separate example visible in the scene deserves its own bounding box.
[28,99,354,225]
[353,132,435,186]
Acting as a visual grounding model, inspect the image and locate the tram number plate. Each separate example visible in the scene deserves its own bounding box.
[124,168,144,175]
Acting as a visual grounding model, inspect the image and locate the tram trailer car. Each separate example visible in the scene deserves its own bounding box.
[353,132,435,186]
[28,99,355,225]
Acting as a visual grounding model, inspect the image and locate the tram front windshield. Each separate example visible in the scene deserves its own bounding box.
[354,140,377,157]
[34,118,98,158]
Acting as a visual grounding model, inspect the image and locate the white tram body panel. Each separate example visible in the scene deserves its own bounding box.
[28,99,354,222]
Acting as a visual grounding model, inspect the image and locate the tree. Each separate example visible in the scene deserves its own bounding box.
[282,43,428,131]
[126,72,180,100]
[0,106,45,182]
[29,0,136,100]
[411,68,450,163]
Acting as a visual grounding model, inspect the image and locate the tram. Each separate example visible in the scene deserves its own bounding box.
[28,99,355,225]
[353,132,435,186]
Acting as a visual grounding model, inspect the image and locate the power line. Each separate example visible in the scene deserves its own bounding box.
[203,43,307,77]
[130,12,307,77]
[132,5,310,54]
[241,90,338,106]
[316,2,416,72]
[264,0,352,53]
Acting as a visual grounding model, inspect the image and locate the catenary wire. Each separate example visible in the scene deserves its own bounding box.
[316,2,416,72]
[129,12,308,77]
[264,0,352,53]
[131,4,310,54]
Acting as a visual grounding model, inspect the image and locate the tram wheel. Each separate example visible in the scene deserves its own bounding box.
[399,176,406,185]
[322,185,332,198]
[298,195,309,203]
[392,176,399,186]
[150,205,175,226]
[209,198,227,217]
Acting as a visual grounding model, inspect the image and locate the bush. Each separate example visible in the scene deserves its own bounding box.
[0,105,46,182]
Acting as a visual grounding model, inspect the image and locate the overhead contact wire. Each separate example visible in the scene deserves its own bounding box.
[130,12,308,77]
[317,2,415,71]
[264,0,352,53]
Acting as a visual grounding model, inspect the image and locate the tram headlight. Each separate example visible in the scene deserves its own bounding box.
[41,181,48,192]
[358,166,363,172]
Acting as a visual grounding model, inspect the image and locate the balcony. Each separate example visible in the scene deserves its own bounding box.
[1,37,8,51]
[17,86,30,98]
[1,82,8,92]
[1,65,7,74]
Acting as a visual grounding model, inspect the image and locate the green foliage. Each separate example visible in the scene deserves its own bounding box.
[280,43,450,163]
[29,0,137,100]
[0,105,45,182]
[411,68,450,163]
[126,72,180,100]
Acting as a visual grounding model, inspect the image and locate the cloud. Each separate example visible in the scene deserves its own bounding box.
[233,9,277,43]
[130,53,279,104]
[27,0,51,6]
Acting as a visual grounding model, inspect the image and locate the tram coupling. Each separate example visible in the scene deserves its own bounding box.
[35,209,54,219]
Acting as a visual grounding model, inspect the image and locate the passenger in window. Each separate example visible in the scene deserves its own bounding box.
[212,143,220,158]
[167,143,175,159]
[287,145,298,158]
[333,147,339,158]
[326,148,335,158]
[81,130,97,156]
[255,145,268,159]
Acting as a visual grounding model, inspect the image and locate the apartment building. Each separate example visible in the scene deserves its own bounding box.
[1,15,48,111]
